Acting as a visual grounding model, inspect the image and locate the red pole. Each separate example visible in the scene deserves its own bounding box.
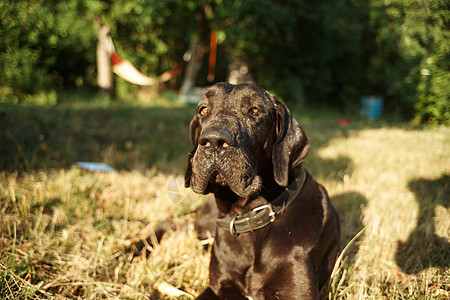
[207,31,217,82]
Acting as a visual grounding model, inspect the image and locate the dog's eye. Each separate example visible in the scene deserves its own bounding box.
[250,107,261,116]
[199,106,208,116]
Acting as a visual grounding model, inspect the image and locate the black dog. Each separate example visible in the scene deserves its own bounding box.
[185,83,340,299]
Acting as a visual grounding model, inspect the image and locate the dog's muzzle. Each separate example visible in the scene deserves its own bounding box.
[190,127,262,198]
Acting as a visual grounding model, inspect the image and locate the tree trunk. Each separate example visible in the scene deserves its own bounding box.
[96,24,113,96]
[179,39,206,101]
[179,7,209,102]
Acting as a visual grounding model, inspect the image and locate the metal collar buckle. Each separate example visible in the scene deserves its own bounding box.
[253,204,276,223]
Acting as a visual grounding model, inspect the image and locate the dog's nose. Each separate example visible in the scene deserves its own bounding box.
[199,128,234,149]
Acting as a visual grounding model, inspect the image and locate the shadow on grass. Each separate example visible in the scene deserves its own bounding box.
[332,192,367,257]
[0,103,195,175]
[292,106,363,256]
[395,175,450,274]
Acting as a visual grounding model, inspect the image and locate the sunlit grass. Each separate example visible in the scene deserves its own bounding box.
[0,98,448,299]
[314,127,449,299]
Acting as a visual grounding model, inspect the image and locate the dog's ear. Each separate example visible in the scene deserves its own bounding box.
[185,116,201,187]
[189,115,201,147]
[272,101,310,187]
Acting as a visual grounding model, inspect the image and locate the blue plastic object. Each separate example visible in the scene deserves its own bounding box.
[75,162,114,172]
[361,96,384,119]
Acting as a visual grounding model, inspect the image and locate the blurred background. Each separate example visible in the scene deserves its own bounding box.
[0,0,448,123]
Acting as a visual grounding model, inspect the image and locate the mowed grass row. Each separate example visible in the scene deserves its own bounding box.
[0,97,448,299]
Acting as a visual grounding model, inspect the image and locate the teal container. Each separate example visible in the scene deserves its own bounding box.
[361,96,383,119]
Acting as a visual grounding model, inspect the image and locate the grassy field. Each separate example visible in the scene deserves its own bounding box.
[0,95,448,299]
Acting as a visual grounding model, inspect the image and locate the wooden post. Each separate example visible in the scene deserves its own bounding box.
[96,24,113,96]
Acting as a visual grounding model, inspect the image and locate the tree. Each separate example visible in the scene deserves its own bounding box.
[96,24,113,96]
[368,0,449,122]
[0,0,99,103]
[179,4,212,99]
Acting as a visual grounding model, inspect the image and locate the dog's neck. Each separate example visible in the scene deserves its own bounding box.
[212,165,302,217]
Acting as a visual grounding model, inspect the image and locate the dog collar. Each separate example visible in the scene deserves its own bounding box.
[216,165,308,235]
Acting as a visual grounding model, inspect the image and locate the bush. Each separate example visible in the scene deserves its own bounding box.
[367,0,449,123]
[0,1,98,103]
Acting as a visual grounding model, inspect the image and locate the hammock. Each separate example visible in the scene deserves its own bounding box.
[106,36,185,86]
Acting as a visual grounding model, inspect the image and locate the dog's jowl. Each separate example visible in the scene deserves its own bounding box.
[185,83,340,300]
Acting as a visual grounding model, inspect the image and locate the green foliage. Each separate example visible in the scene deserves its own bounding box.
[107,0,198,78]
[413,1,450,124]
[214,0,371,107]
[0,1,53,101]
[367,0,449,123]
[0,1,98,103]
[0,0,448,122]
[214,0,448,122]
[0,0,204,103]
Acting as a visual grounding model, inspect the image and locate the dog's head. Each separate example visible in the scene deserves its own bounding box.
[185,83,309,198]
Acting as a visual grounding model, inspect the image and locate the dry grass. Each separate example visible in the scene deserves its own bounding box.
[0,99,448,299]
[313,127,449,299]
[0,169,209,299]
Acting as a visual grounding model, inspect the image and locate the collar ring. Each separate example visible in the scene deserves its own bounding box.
[229,216,237,235]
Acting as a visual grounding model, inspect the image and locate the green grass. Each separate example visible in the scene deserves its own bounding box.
[0,95,448,299]
[0,96,193,174]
